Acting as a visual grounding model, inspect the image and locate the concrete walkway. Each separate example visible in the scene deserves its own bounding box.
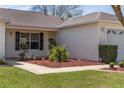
[6,60,109,74]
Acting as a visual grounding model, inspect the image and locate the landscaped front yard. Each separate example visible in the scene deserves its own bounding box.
[25,59,102,68]
[0,66,124,88]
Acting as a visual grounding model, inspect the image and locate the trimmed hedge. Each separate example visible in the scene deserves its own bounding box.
[99,45,118,64]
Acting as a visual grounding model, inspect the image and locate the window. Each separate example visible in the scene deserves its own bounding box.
[20,33,29,49]
[19,33,41,50]
[31,33,39,49]
[107,29,124,35]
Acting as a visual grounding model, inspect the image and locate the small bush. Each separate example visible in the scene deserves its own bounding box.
[49,46,69,62]
[20,43,28,50]
[99,45,118,64]
[109,62,115,69]
[18,43,28,60]
[0,59,5,65]
[119,62,124,68]
[48,38,57,50]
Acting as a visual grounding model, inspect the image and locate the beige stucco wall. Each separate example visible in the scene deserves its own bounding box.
[56,23,99,61]
[0,22,5,59]
[5,29,56,58]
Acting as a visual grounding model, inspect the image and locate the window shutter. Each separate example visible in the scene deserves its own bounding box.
[15,32,20,50]
[40,33,44,50]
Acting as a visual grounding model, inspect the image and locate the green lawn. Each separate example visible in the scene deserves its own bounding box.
[0,66,124,88]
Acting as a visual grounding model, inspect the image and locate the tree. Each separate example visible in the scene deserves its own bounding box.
[112,5,124,26]
[31,5,83,19]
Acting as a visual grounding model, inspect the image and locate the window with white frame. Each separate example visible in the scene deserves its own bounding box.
[20,33,40,49]
[20,33,29,49]
[31,33,40,49]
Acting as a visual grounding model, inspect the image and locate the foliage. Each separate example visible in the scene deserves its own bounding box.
[18,43,28,60]
[110,62,115,65]
[99,45,118,64]
[109,62,115,69]
[31,5,83,19]
[49,46,69,62]
[20,43,28,50]
[119,62,124,68]
[0,59,5,65]
[48,38,57,50]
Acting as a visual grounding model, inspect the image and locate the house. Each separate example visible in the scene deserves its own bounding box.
[0,8,123,61]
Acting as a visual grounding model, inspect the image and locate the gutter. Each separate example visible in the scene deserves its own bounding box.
[56,20,122,29]
[6,25,59,31]
[56,20,98,29]
[0,18,10,24]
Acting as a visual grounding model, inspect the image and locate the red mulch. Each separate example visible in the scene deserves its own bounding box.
[24,59,103,68]
[103,67,124,71]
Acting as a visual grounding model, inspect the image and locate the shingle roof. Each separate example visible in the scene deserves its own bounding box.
[57,12,119,28]
[0,8,120,29]
[0,8,63,29]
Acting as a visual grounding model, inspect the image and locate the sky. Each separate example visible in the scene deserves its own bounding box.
[83,5,114,15]
[0,5,118,15]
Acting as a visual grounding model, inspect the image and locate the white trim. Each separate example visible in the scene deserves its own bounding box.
[104,27,107,44]
[98,20,121,24]
[6,25,59,32]
[105,26,124,31]
[0,22,5,59]
[20,32,41,50]
[57,21,97,29]
[0,18,10,24]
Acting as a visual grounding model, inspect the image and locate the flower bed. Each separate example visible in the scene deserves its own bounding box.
[103,67,124,71]
[25,59,103,68]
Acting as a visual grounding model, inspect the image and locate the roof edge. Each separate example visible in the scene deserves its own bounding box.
[0,18,10,23]
[57,20,122,29]
[6,25,59,31]
[57,20,97,29]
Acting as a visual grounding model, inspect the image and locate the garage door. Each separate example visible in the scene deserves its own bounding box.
[107,29,124,61]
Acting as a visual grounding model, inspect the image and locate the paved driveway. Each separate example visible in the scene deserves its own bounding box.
[6,59,108,74]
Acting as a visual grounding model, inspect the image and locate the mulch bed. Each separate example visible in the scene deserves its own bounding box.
[24,59,103,68]
[103,67,124,71]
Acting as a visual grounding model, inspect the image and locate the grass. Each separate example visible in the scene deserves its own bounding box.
[0,66,124,87]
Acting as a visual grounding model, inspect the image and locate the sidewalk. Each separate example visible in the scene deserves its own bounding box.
[6,60,109,74]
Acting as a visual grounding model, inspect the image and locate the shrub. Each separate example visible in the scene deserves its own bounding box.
[119,62,124,68]
[48,38,57,49]
[20,43,28,50]
[49,46,69,62]
[18,43,28,60]
[99,45,118,64]
[0,59,5,65]
[109,62,115,69]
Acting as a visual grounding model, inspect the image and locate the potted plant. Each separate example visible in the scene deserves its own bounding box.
[109,62,115,69]
[119,62,124,68]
